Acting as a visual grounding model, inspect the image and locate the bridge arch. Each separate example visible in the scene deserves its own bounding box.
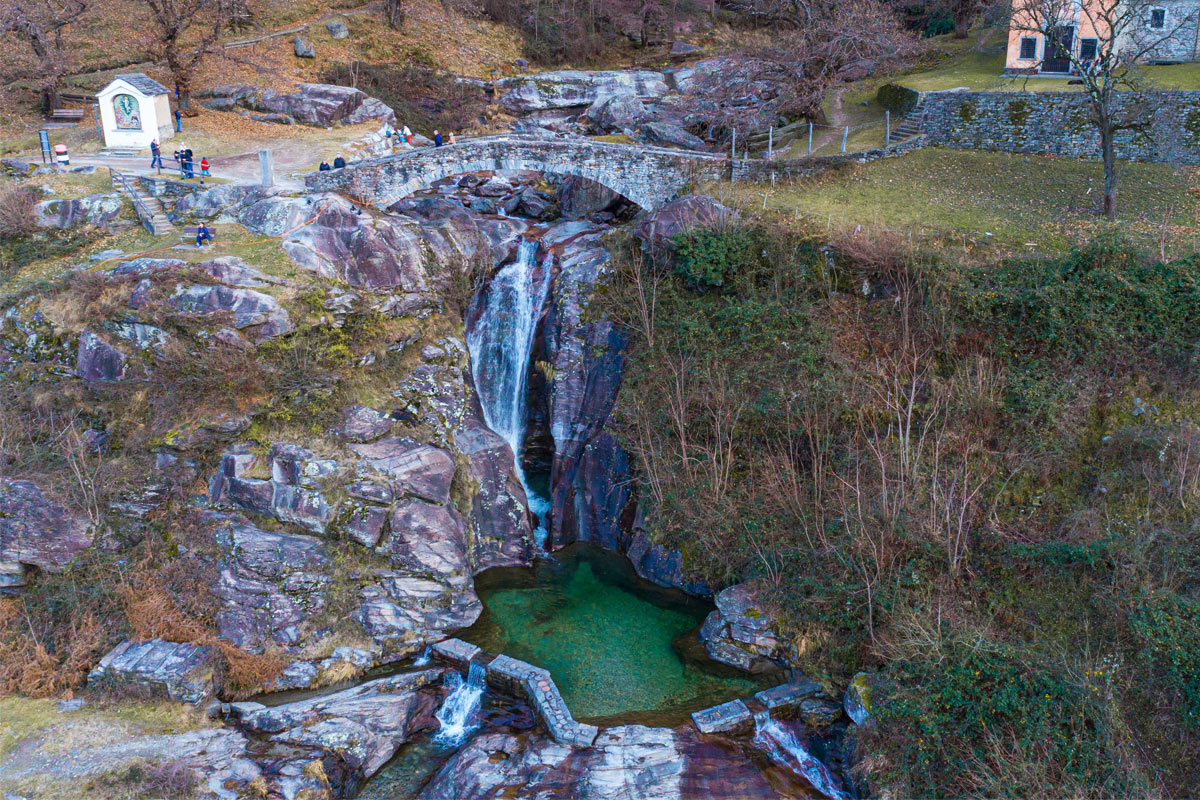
[304,136,730,211]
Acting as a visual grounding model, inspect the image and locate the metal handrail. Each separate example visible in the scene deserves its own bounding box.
[108,167,156,233]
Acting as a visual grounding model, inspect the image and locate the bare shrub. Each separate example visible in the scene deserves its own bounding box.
[0,184,39,240]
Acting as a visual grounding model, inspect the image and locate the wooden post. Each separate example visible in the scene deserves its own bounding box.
[885,111,891,147]
[841,127,848,153]
[730,128,736,180]
[768,126,773,160]
[808,122,813,155]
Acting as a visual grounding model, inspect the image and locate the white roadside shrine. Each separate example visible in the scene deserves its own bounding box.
[96,74,174,150]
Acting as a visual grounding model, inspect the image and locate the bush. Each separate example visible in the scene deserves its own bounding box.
[671,227,761,289]
[0,184,39,240]
[874,638,1122,796]
[1130,590,1200,730]
[320,62,487,134]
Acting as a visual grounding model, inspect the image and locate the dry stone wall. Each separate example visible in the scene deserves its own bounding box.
[921,90,1200,165]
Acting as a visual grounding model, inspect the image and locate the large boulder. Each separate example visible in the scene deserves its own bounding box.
[639,121,707,151]
[0,479,92,583]
[237,669,444,785]
[495,70,668,113]
[169,283,292,341]
[348,437,456,505]
[293,35,316,58]
[173,183,261,219]
[633,194,738,253]
[585,94,647,131]
[326,18,350,38]
[88,639,218,705]
[699,584,788,672]
[197,83,394,127]
[35,192,123,229]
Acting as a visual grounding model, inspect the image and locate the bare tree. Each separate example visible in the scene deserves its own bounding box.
[137,0,229,113]
[1010,0,1195,219]
[384,0,406,27]
[0,0,88,114]
[689,0,913,132]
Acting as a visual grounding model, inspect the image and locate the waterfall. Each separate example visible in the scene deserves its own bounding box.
[753,711,847,800]
[467,239,555,548]
[434,662,487,747]
[413,645,432,667]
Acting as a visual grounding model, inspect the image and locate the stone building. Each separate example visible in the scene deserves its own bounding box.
[1006,0,1200,74]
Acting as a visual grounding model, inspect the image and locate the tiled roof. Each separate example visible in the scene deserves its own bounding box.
[112,73,170,96]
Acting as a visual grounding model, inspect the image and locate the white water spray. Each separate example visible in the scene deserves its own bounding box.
[434,662,487,747]
[753,711,848,800]
[467,239,555,549]
[413,645,432,667]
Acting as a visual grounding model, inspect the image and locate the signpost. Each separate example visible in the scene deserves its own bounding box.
[38,130,51,164]
[259,149,274,187]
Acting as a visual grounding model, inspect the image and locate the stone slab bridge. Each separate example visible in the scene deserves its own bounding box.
[304,135,743,210]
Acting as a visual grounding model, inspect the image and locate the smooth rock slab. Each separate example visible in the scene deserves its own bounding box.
[88,638,217,704]
[691,698,751,735]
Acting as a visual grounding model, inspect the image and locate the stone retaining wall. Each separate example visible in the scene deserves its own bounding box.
[690,679,826,735]
[921,90,1200,165]
[137,175,206,199]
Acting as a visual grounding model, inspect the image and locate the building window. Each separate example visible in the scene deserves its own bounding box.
[1019,36,1038,60]
[1150,8,1166,28]
[112,94,142,130]
[1079,37,1098,62]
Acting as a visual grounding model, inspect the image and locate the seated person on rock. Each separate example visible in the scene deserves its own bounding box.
[332,153,347,169]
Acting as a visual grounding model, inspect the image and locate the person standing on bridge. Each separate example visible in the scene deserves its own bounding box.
[150,139,163,171]
[433,130,443,147]
[448,131,456,145]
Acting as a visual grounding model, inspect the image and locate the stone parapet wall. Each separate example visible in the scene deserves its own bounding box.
[921,90,1200,165]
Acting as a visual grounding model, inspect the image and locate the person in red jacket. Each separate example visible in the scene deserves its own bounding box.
[200,157,210,177]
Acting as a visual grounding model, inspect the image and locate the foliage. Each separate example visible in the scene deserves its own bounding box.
[671,227,762,289]
[873,637,1123,797]
[0,184,38,240]
[1130,590,1200,730]
[320,61,488,134]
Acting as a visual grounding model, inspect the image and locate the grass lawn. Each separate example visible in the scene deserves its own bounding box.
[717,147,1200,256]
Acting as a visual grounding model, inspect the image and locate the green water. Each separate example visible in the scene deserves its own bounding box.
[462,544,776,725]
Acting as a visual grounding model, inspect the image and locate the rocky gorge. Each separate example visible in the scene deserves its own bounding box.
[0,105,873,798]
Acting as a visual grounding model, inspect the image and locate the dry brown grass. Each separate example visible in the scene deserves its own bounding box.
[0,185,39,242]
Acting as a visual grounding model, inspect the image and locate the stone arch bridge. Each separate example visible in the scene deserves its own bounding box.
[304,136,745,210]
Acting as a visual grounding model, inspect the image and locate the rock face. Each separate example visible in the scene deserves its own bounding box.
[453,414,534,571]
[699,584,787,672]
[633,194,738,253]
[88,639,217,704]
[76,331,127,381]
[198,84,394,126]
[326,18,349,38]
[170,283,292,341]
[0,479,91,588]
[34,192,123,229]
[211,515,332,652]
[236,669,444,787]
[496,70,669,113]
[558,175,622,220]
[421,725,787,800]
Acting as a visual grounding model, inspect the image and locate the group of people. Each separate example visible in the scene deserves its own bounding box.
[150,139,208,180]
[319,153,348,171]
[316,126,462,172]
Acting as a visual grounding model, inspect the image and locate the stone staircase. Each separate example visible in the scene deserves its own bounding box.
[109,168,173,235]
[888,116,923,144]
